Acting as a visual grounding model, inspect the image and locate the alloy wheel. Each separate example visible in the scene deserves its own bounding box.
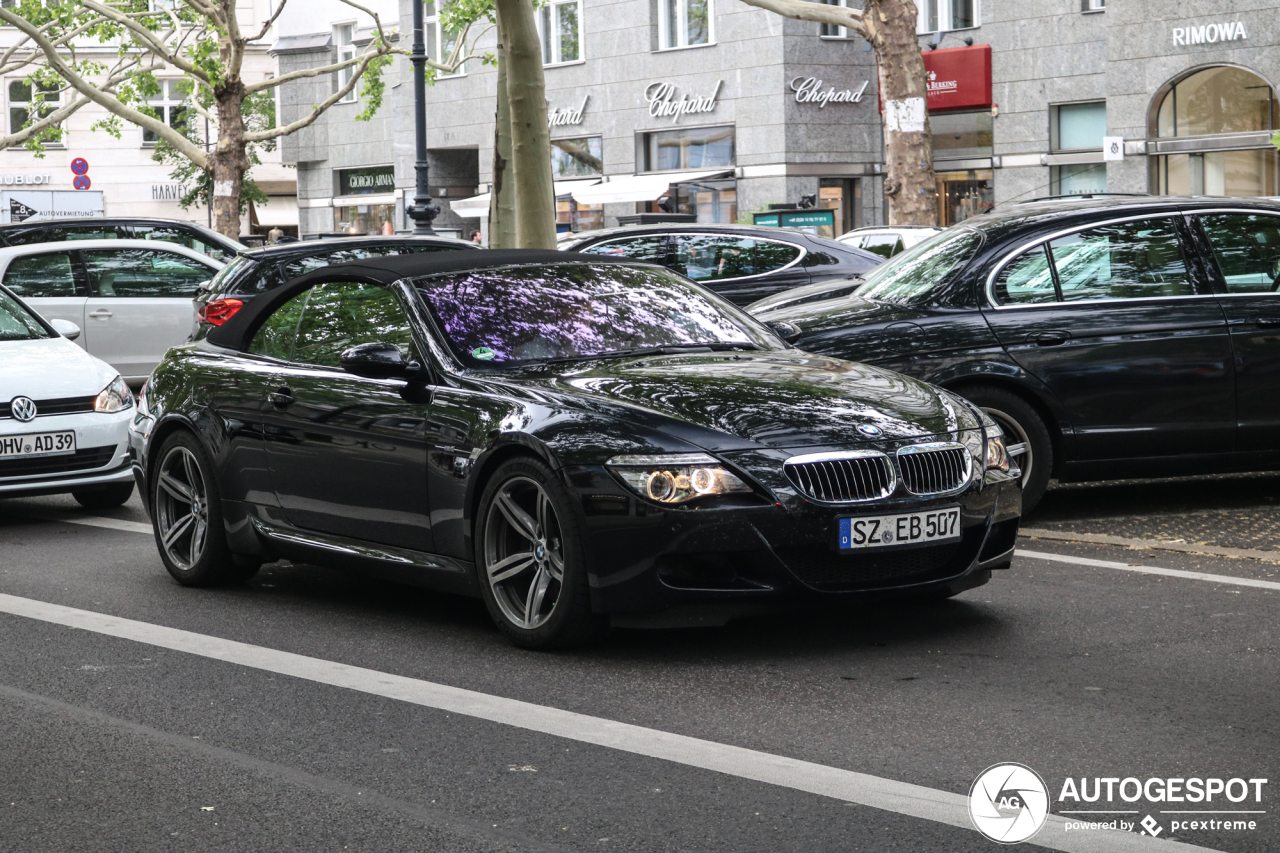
[483,476,564,631]
[982,406,1033,489]
[155,445,210,571]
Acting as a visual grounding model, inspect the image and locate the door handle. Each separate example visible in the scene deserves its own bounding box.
[1256,316,1280,328]
[89,309,113,319]
[1030,330,1070,346]
[268,387,293,408]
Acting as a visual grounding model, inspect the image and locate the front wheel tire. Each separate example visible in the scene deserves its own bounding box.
[475,457,605,649]
[956,385,1054,514]
[151,431,258,586]
[73,482,134,509]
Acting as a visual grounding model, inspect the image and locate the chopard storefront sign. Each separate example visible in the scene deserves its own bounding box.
[549,95,589,127]
[644,81,722,123]
[790,77,869,108]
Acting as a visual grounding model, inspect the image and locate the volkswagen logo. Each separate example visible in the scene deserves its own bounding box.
[10,396,37,423]
[857,424,882,437]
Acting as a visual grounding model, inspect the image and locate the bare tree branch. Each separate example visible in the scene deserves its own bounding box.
[248,0,289,43]
[78,0,211,82]
[737,0,867,36]
[242,51,380,142]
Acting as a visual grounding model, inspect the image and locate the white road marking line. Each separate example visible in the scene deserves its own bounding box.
[0,592,1213,853]
[1017,549,1280,592]
[20,514,153,535]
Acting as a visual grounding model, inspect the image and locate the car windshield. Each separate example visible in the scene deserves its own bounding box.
[855,228,984,305]
[0,289,51,341]
[415,262,779,366]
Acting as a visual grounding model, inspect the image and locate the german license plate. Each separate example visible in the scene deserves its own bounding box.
[839,506,961,550]
[0,431,76,460]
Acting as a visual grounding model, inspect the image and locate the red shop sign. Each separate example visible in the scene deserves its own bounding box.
[922,44,992,112]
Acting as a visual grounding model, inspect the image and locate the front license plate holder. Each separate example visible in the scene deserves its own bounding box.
[838,506,962,551]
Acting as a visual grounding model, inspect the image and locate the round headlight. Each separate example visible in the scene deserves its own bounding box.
[646,470,678,502]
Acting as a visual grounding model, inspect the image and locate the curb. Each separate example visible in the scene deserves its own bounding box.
[1020,527,1280,565]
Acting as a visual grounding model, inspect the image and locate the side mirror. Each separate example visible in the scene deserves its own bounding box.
[50,318,81,341]
[339,342,416,380]
[765,320,802,344]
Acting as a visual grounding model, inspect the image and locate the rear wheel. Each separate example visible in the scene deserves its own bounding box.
[956,385,1054,513]
[151,431,258,586]
[475,457,605,649]
[73,482,134,509]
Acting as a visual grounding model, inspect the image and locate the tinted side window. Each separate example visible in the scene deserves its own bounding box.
[1198,213,1280,293]
[60,225,124,241]
[291,282,415,368]
[862,235,899,259]
[579,236,669,264]
[247,290,308,360]
[754,240,803,273]
[134,226,233,262]
[1049,219,1193,302]
[674,235,755,281]
[2,252,77,297]
[993,245,1057,305]
[84,249,215,297]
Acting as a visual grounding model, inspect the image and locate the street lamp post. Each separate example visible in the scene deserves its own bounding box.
[406,0,439,235]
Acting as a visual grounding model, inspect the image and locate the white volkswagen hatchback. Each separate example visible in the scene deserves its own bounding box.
[0,239,224,383]
[0,285,135,507]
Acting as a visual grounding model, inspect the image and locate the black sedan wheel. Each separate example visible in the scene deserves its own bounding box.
[476,457,604,649]
[959,386,1054,513]
[151,432,258,586]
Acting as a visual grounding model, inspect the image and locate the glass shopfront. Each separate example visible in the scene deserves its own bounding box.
[936,169,993,225]
[643,125,735,172]
[334,203,396,235]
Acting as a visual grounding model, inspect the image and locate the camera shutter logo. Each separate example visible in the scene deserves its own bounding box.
[10,396,37,423]
[969,763,1051,844]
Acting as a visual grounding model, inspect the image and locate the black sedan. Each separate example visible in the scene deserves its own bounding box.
[750,196,1280,511]
[129,250,1020,648]
[560,224,882,307]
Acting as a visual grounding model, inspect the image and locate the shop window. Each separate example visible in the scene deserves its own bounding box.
[555,197,603,233]
[817,0,848,38]
[930,110,992,159]
[1152,66,1277,138]
[335,24,358,102]
[660,0,712,49]
[552,136,602,178]
[426,1,465,76]
[8,79,61,143]
[670,179,736,223]
[1051,101,1105,151]
[642,125,734,172]
[1051,163,1107,197]
[917,0,976,34]
[1153,149,1280,197]
[334,203,396,236]
[936,168,992,225]
[143,79,192,145]
[539,0,582,65]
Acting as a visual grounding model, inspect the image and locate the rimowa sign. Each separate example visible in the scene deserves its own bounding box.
[1173,21,1248,46]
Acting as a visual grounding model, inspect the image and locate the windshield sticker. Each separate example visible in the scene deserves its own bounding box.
[472,346,496,361]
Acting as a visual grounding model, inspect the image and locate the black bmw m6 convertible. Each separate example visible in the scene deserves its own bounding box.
[130,250,1021,648]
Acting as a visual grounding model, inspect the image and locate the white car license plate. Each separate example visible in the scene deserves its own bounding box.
[839,507,961,550]
[0,431,76,460]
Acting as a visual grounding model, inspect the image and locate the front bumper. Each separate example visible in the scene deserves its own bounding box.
[0,410,133,498]
[565,460,1021,615]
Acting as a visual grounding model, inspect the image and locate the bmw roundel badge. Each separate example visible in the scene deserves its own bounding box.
[857,424,882,437]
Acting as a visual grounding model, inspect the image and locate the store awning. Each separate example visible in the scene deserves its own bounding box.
[449,179,602,219]
[569,170,732,205]
[250,196,298,228]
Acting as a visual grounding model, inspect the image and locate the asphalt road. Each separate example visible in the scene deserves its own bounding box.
[0,476,1275,853]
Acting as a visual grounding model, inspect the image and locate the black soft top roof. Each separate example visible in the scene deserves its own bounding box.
[205,249,641,350]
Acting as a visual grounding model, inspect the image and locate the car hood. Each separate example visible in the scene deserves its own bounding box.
[0,337,116,401]
[517,349,977,451]
[749,293,914,332]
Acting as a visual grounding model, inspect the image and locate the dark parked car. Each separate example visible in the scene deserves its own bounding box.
[191,234,477,333]
[559,224,883,307]
[0,217,242,262]
[750,196,1280,511]
[130,250,1020,648]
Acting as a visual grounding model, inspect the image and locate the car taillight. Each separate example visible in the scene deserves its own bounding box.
[199,298,243,326]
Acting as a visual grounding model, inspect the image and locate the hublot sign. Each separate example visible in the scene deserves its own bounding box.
[644,81,722,123]
[790,77,869,108]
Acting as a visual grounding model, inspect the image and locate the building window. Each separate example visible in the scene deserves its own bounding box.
[817,0,848,38]
[143,79,192,145]
[556,198,603,233]
[551,137,602,178]
[1153,150,1279,197]
[1152,66,1276,138]
[334,203,396,235]
[426,1,465,77]
[1051,101,1105,151]
[669,179,736,223]
[1082,0,1105,11]
[1052,164,1107,196]
[8,79,61,144]
[539,0,582,65]
[336,23,357,102]
[660,0,712,50]
[917,0,977,34]
[642,125,734,172]
[930,110,992,159]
